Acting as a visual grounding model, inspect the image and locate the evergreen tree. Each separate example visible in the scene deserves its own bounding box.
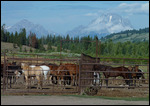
[47,42,52,50]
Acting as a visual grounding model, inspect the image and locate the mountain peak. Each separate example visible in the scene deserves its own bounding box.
[67,13,133,38]
[6,19,58,38]
[20,19,30,22]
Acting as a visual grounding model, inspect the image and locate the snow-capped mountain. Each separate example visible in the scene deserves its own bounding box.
[67,13,133,38]
[6,19,57,38]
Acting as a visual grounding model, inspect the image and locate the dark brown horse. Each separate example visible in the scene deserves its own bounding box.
[81,53,100,63]
[81,53,100,86]
[93,64,133,87]
[128,65,145,86]
[1,62,22,88]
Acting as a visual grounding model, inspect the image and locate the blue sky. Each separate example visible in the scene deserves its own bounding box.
[1,1,149,34]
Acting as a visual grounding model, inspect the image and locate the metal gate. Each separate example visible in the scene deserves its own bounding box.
[1,52,80,95]
[79,54,149,95]
[1,52,149,95]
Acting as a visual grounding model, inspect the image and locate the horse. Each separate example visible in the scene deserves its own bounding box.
[56,65,71,86]
[81,53,100,86]
[62,63,79,86]
[47,63,59,84]
[38,65,51,84]
[93,64,133,87]
[1,62,22,88]
[128,65,145,86]
[17,63,51,85]
[21,63,44,89]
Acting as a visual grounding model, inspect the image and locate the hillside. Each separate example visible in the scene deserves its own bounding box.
[1,42,58,53]
[1,42,36,53]
[101,27,149,42]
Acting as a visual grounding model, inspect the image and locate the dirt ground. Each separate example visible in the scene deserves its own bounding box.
[1,95,149,105]
[1,77,149,105]
[1,77,149,98]
[96,87,149,97]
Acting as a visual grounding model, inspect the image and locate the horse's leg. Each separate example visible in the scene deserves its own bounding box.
[55,76,57,84]
[14,75,17,84]
[47,74,52,85]
[6,77,8,89]
[57,76,60,85]
[99,73,102,87]
[70,73,74,86]
[46,73,49,85]
[97,73,100,85]
[105,77,108,88]
[93,72,96,85]
[36,76,41,89]
[61,76,64,85]
[73,75,76,86]
[113,77,116,85]
[75,75,78,86]
[142,75,145,83]
[133,78,136,86]
[40,75,43,89]
[9,77,12,88]
[104,73,108,88]
[49,75,52,85]
[25,76,28,89]
[25,76,30,89]
[137,78,141,87]
[135,78,137,86]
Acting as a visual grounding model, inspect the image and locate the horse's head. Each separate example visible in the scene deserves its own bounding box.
[14,70,22,79]
[132,65,139,74]
[21,63,29,70]
[134,65,139,72]
[128,66,132,71]
[128,65,139,78]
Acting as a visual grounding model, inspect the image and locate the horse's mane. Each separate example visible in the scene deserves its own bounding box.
[81,53,100,63]
[48,63,58,66]
[81,53,97,59]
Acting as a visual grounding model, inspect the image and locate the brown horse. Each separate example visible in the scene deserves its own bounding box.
[93,64,133,87]
[47,63,59,84]
[56,65,70,85]
[21,63,44,89]
[62,63,79,86]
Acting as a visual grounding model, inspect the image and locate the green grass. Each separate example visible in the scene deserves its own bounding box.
[1,94,149,101]
[61,94,149,101]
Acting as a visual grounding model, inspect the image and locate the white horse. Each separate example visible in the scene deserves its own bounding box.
[93,72,101,85]
[16,63,52,85]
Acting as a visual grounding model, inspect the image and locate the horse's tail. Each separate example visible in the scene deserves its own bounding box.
[127,68,133,86]
[126,68,132,79]
[139,69,145,83]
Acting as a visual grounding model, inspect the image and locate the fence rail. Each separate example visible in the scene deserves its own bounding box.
[1,52,149,95]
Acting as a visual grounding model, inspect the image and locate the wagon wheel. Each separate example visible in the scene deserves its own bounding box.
[85,86,98,96]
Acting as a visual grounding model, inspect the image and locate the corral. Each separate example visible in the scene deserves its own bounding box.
[1,51,149,97]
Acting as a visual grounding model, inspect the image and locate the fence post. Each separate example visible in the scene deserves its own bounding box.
[3,51,6,92]
[79,59,82,95]
[37,54,38,64]
[96,37,98,63]
[99,40,101,58]
[60,40,62,64]
[147,60,149,84]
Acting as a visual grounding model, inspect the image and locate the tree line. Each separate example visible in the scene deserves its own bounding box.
[1,24,149,59]
[102,27,149,41]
